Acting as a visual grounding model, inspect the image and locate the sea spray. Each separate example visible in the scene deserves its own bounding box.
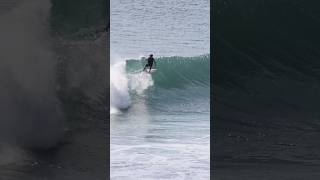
[128,72,154,95]
[110,62,131,113]
[110,55,154,113]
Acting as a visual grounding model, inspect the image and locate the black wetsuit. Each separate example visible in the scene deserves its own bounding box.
[146,57,154,67]
[144,57,155,71]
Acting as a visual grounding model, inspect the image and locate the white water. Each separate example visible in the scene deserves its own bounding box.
[110,55,154,114]
[110,62,131,113]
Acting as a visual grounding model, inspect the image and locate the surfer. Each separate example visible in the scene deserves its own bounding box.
[143,54,156,72]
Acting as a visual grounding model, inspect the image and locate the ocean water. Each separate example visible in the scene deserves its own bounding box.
[0,0,108,179]
[110,0,210,179]
[110,0,210,57]
[213,1,320,179]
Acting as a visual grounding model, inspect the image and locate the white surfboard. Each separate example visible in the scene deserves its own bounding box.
[144,68,157,73]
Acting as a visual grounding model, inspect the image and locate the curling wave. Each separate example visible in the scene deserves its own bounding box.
[111,54,210,113]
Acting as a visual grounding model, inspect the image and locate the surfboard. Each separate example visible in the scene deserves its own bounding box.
[144,68,157,73]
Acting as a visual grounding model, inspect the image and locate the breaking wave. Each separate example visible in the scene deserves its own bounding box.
[110,54,210,113]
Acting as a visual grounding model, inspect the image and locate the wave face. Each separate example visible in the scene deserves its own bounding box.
[111,55,210,113]
[127,55,210,88]
[213,0,320,164]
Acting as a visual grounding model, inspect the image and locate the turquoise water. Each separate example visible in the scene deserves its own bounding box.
[110,0,210,179]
